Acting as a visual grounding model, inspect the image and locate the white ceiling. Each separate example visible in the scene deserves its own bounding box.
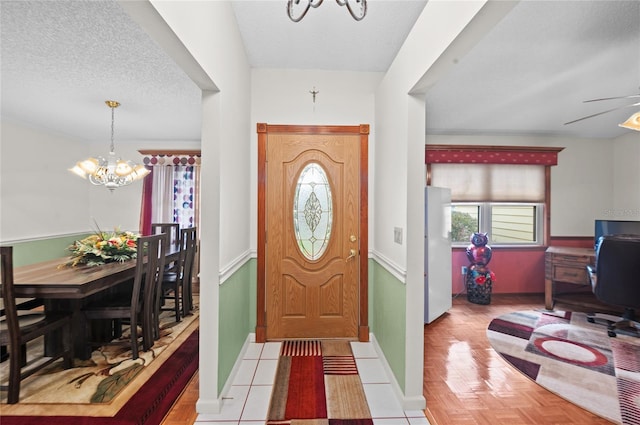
[425,0,640,140]
[1,0,639,145]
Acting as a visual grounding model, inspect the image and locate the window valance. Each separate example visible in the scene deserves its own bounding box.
[139,150,201,166]
[425,145,563,165]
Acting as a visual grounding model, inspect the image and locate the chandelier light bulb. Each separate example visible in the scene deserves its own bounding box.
[69,100,149,191]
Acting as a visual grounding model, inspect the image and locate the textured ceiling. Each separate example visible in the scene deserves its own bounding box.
[0,0,202,143]
[1,0,639,145]
[231,1,427,72]
[425,0,640,139]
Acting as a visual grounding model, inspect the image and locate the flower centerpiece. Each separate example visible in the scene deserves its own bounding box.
[62,227,140,267]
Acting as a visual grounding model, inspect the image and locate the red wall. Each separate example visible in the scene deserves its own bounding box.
[451,237,593,294]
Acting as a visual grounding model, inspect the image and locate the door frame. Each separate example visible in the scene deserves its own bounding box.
[256,123,369,343]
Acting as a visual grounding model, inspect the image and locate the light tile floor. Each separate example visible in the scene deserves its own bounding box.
[196,340,430,425]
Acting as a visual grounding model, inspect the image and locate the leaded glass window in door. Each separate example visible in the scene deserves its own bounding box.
[293,162,333,260]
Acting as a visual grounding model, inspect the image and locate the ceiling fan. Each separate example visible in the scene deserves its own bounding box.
[564,94,640,129]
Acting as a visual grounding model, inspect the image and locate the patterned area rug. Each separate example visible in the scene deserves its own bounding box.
[267,340,373,425]
[0,305,198,405]
[0,326,198,425]
[487,310,640,425]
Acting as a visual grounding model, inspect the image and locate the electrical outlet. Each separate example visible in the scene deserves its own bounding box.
[461,266,468,275]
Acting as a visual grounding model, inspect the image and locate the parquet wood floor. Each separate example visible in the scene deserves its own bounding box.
[423,294,614,425]
[161,294,615,425]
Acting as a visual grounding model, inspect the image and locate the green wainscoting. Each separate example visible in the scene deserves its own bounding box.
[249,259,257,330]
[6,233,91,267]
[216,258,406,395]
[369,259,406,391]
[218,259,255,393]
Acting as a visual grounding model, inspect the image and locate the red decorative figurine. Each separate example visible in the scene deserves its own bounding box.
[466,233,495,305]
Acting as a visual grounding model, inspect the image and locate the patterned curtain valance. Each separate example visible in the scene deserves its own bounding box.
[139,150,201,166]
[425,145,563,165]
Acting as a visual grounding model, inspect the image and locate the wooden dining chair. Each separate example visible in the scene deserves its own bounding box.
[1,297,45,363]
[151,223,179,251]
[151,223,180,275]
[82,234,167,360]
[159,227,197,323]
[0,246,73,404]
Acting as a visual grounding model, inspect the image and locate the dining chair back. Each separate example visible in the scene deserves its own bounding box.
[1,246,73,404]
[151,223,179,250]
[160,227,197,322]
[83,233,167,359]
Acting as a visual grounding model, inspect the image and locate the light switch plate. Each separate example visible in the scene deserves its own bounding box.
[394,227,403,244]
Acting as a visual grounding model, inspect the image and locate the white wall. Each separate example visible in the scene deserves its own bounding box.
[251,68,382,126]
[553,138,614,235]
[250,68,383,252]
[375,0,515,409]
[0,118,201,242]
[0,119,90,241]
[147,0,251,414]
[612,132,640,221]
[149,1,250,274]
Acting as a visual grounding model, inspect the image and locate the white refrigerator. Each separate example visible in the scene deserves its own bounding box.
[424,186,452,323]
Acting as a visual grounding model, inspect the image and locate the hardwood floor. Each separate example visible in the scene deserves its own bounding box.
[161,294,614,425]
[161,371,199,425]
[424,294,613,425]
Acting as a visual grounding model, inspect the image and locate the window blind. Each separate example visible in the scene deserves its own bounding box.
[430,163,545,202]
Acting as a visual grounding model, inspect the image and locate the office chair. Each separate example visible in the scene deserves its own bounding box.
[586,234,640,337]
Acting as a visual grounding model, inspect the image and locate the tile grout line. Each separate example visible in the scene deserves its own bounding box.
[231,343,265,424]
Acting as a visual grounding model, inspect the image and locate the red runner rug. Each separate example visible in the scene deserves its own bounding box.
[0,328,199,425]
[267,340,373,425]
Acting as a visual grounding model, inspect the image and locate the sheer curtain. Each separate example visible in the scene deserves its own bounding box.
[172,165,198,230]
[144,165,200,231]
[139,152,201,236]
[151,165,175,225]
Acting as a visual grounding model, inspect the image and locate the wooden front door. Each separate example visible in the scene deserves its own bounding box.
[256,124,369,342]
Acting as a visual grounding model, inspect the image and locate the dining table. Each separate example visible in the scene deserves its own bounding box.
[12,250,179,360]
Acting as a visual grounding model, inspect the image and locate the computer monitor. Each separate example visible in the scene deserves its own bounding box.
[594,219,640,249]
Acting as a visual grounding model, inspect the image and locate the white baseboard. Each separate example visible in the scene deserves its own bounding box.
[195,398,223,415]
[370,333,426,410]
[196,333,254,416]
[221,333,254,396]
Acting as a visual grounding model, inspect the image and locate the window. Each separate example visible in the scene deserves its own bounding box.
[293,162,333,260]
[426,145,564,247]
[433,162,545,246]
[451,203,543,245]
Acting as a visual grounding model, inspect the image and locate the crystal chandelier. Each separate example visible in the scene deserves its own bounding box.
[70,100,150,191]
[287,0,367,22]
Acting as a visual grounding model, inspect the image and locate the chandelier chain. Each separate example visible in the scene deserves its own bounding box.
[110,105,115,154]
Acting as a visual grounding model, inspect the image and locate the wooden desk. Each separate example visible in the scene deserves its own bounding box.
[544,246,595,310]
[12,251,178,359]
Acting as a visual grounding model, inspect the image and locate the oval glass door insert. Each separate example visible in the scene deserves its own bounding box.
[293,162,333,260]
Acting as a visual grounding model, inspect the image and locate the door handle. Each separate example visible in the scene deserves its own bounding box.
[346,249,357,262]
